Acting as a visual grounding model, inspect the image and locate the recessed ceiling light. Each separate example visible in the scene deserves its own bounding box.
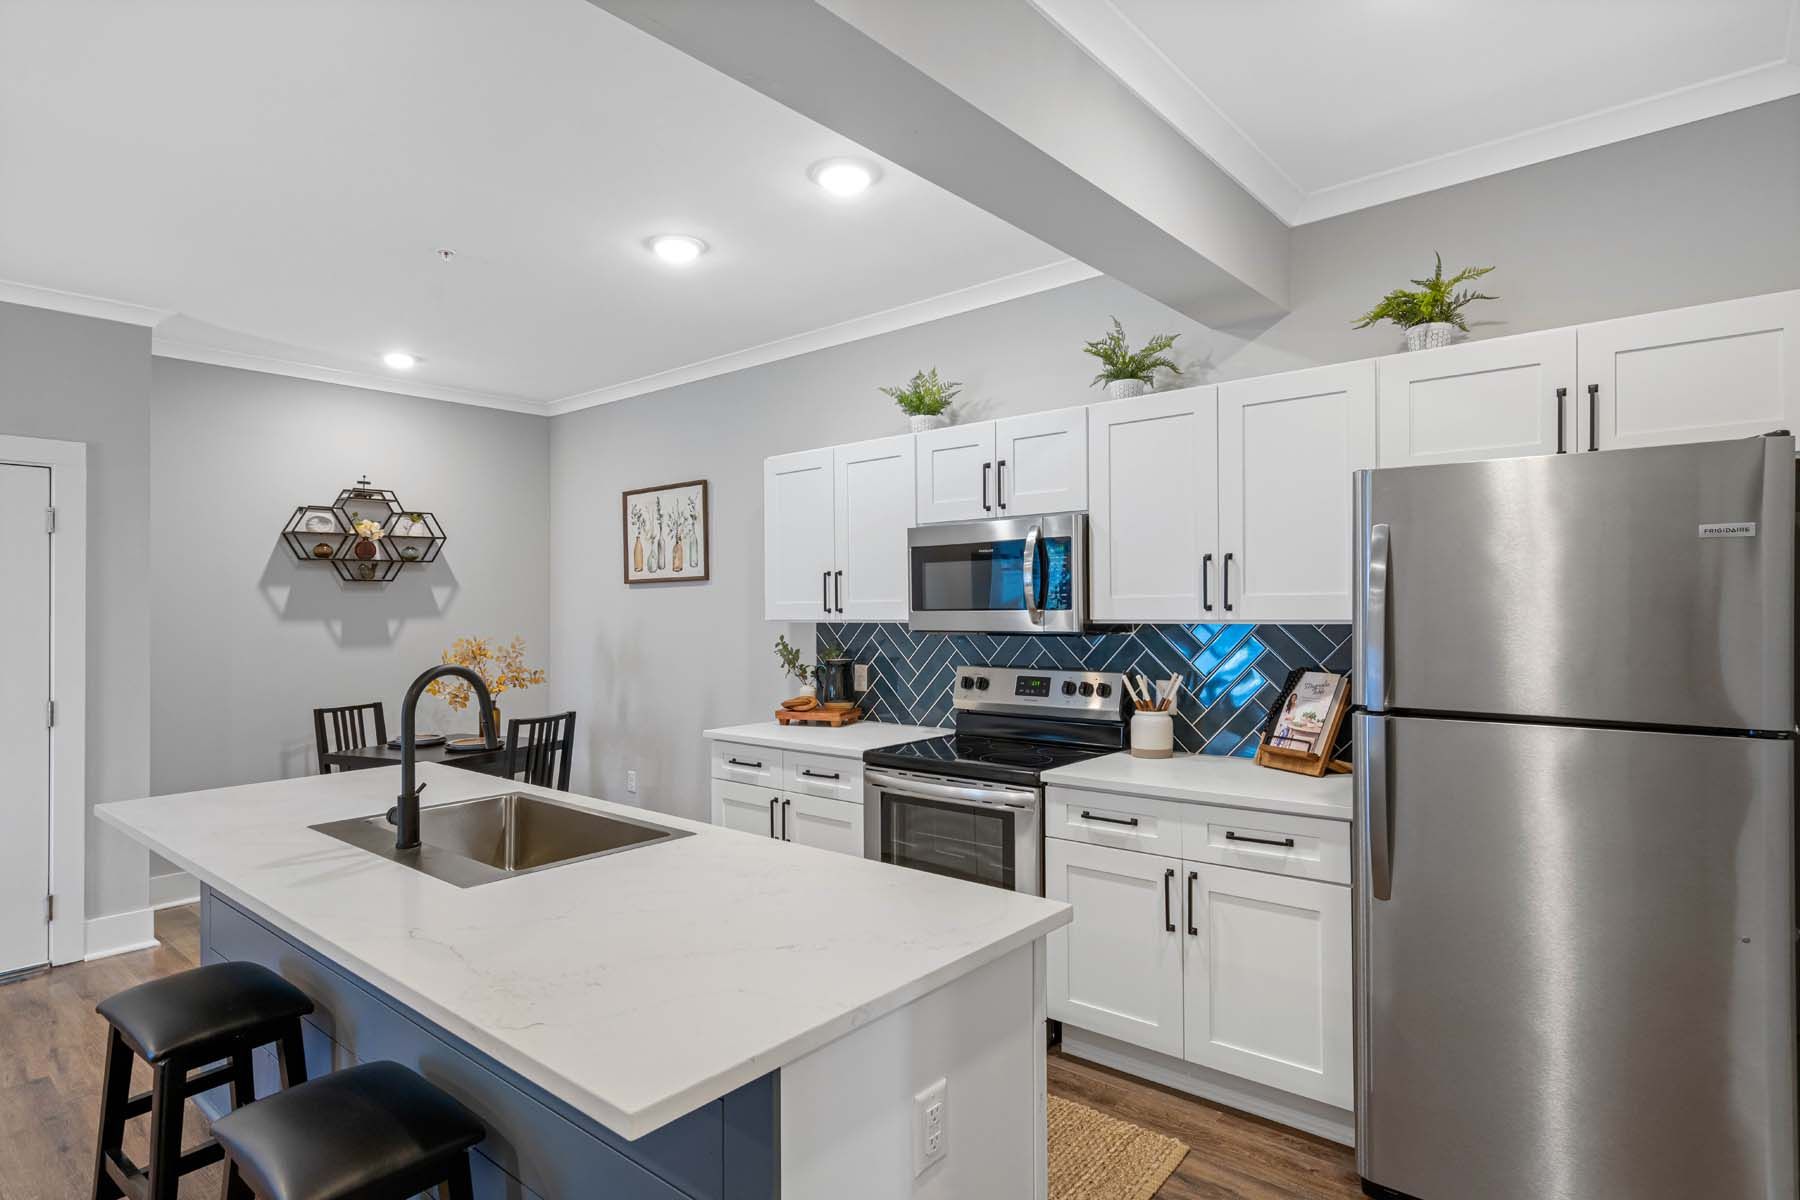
[649,234,707,266]
[382,351,417,370]
[809,158,879,198]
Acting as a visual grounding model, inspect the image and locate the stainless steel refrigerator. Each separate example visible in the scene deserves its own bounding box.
[1352,434,1797,1200]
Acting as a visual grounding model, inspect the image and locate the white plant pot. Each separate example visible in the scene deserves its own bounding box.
[908,413,951,433]
[1105,378,1149,400]
[1405,322,1457,352]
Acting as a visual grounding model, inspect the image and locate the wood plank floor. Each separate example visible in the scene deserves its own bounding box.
[0,905,1359,1199]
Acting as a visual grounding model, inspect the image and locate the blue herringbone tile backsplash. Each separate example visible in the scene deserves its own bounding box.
[818,623,1352,757]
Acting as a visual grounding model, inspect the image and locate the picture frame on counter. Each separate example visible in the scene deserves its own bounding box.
[1256,667,1350,777]
[622,478,709,584]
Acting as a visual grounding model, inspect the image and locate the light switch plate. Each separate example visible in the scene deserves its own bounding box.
[853,662,871,692]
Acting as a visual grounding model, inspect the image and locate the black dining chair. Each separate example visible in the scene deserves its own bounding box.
[312,702,387,774]
[504,711,576,790]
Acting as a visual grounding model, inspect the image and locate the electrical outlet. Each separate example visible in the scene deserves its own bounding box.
[626,770,638,794]
[853,662,871,692]
[913,1078,947,1175]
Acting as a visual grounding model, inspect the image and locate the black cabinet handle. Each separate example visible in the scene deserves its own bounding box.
[996,459,1007,510]
[781,798,791,841]
[799,769,841,781]
[768,797,778,838]
[1587,383,1599,452]
[727,757,764,769]
[1555,387,1567,453]
[1080,810,1139,827]
[1201,553,1214,612]
[833,569,844,614]
[822,570,830,614]
[1186,870,1198,936]
[1225,831,1296,848]
[1162,868,1176,933]
[1222,552,1235,612]
[982,461,992,512]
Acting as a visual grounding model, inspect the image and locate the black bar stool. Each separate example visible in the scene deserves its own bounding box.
[91,961,313,1200]
[212,1060,485,1200]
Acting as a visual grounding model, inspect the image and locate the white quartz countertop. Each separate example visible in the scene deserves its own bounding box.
[703,720,945,754]
[1042,752,1354,821]
[97,764,1068,1139]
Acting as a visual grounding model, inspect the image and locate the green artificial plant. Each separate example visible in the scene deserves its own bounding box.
[1083,317,1181,387]
[1353,253,1498,332]
[880,368,962,417]
[774,634,812,686]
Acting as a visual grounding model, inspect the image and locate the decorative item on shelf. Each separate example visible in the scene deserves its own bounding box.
[813,644,858,711]
[1255,667,1352,777]
[1084,316,1181,399]
[774,633,814,707]
[1126,672,1181,759]
[279,477,445,583]
[880,367,961,433]
[423,636,547,735]
[622,480,709,584]
[1353,252,1498,352]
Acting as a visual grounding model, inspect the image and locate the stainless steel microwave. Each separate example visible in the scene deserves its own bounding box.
[907,513,1087,634]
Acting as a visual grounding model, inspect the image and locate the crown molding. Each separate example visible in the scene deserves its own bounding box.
[0,278,173,327]
[546,257,1100,416]
[151,339,549,415]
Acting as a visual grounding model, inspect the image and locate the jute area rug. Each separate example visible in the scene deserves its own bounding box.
[1047,1093,1189,1200]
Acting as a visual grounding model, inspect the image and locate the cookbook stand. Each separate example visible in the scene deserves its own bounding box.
[1255,667,1351,777]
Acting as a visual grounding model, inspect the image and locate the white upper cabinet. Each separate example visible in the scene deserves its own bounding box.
[832,435,915,621]
[914,422,997,524]
[1576,290,1800,451]
[1377,329,1578,467]
[1088,387,1219,623]
[995,407,1088,516]
[1218,362,1376,623]
[763,448,836,621]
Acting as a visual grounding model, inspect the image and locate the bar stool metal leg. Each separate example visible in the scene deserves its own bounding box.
[442,1152,475,1200]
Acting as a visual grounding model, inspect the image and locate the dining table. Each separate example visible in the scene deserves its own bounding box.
[320,740,514,777]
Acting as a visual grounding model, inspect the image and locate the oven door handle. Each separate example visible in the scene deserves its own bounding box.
[865,770,1037,810]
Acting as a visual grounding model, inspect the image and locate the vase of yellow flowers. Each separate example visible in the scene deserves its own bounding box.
[423,636,547,733]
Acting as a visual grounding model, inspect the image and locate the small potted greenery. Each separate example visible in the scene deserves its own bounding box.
[774,633,813,697]
[881,367,962,432]
[1354,253,1498,351]
[1084,317,1181,399]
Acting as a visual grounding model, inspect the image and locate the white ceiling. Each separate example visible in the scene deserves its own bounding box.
[0,0,1076,411]
[1033,0,1800,225]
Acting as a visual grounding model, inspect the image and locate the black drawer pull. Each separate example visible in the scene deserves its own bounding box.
[799,769,841,781]
[1162,868,1175,932]
[1225,831,1295,849]
[1081,810,1140,827]
[768,797,777,838]
[1186,870,1198,936]
[727,758,764,769]
[1555,386,1567,454]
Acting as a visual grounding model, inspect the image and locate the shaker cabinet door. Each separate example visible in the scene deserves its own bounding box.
[712,779,779,839]
[1377,329,1577,466]
[914,422,997,524]
[764,448,837,620]
[832,435,915,621]
[782,792,864,856]
[995,406,1088,516]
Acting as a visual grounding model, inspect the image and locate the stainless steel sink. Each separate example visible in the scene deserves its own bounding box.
[311,792,690,888]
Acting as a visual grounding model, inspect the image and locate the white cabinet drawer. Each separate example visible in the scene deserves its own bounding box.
[710,741,779,788]
[711,778,781,838]
[1181,805,1350,885]
[1047,786,1185,857]
[782,751,862,802]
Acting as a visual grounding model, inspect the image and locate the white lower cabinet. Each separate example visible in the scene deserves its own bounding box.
[712,778,780,838]
[708,743,866,856]
[782,792,864,855]
[1181,862,1352,1108]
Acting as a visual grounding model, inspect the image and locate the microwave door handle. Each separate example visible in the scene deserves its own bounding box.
[1022,525,1043,625]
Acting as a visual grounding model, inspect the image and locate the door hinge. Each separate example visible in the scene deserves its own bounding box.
[45,699,54,729]
[45,506,55,534]
[45,895,54,923]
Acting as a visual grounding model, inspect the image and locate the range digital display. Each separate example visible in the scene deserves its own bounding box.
[1015,675,1051,697]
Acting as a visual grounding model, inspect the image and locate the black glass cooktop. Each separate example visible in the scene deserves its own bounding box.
[863,733,1116,788]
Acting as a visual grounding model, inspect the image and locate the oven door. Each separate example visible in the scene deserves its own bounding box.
[908,513,1086,634]
[864,769,1042,894]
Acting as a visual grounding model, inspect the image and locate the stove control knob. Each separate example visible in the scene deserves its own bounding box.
[1096,683,1113,699]
[960,677,976,690]
[1061,681,1078,696]
[975,676,991,691]
[1078,682,1094,697]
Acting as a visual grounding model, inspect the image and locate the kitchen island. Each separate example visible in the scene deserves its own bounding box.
[98,763,1070,1200]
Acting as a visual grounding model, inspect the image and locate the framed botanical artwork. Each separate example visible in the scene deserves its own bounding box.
[622,479,709,584]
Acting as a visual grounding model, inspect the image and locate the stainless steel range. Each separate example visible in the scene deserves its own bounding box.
[862,665,1128,894]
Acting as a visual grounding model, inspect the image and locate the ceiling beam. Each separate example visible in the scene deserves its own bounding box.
[584,0,1290,327]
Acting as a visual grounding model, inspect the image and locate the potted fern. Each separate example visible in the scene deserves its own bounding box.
[1354,253,1498,351]
[881,368,962,433]
[1084,317,1181,399]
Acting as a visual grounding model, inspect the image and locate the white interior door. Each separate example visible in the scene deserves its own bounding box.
[763,448,836,620]
[0,464,50,975]
[1086,387,1218,622]
[782,792,864,855]
[995,406,1087,516]
[832,435,914,621]
[1183,862,1352,1108]
[1218,362,1376,622]
[1578,290,1800,450]
[914,421,996,524]
[1045,838,1185,1058]
[1377,329,1578,466]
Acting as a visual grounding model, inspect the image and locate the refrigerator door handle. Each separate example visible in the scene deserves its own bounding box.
[1365,522,1391,709]
[1364,716,1393,901]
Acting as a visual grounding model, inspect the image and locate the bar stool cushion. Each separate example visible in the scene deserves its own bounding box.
[95,961,314,1064]
[210,1060,485,1200]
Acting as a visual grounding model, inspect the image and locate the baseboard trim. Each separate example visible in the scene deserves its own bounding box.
[84,908,158,961]
[1060,1027,1355,1146]
[148,872,200,911]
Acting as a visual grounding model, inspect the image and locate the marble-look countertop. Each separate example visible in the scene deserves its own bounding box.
[703,720,945,755]
[1042,752,1354,821]
[97,764,1069,1139]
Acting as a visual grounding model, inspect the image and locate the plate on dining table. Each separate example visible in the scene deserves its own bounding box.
[444,735,496,753]
[384,733,446,749]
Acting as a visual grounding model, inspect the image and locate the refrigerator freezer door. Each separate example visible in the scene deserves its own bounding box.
[1353,435,1794,730]
[1355,713,1796,1200]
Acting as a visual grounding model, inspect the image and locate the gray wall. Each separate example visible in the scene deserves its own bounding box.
[0,301,154,920]
[548,96,1800,822]
[149,359,552,805]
